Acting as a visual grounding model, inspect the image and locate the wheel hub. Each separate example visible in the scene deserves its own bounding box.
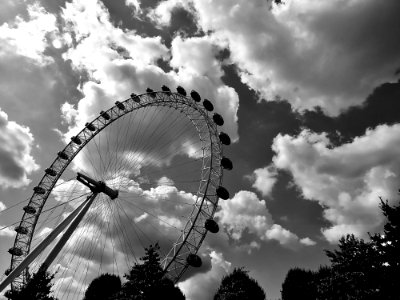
[76,172,119,200]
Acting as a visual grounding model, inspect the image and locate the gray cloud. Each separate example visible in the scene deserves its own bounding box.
[0,108,39,188]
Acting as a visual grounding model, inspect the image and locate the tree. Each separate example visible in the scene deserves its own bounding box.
[83,273,121,300]
[117,243,185,300]
[214,268,266,300]
[280,198,400,299]
[281,267,316,300]
[369,198,400,299]
[6,267,58,300]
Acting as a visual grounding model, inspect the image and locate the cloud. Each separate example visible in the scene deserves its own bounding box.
[45,177,204,298]
[148,0,191,27]
[0,226,15,237]
[59,0,239,146]
[0,108,39,188]
[178,251,232,300]
[215,190,313,248]
[151,0,400,116]
[0,3,58,65]
[300,237,317,246]
[249,165,278,197]
[271,124,400,243]
[0,201,5,211]
[157,176,174,186]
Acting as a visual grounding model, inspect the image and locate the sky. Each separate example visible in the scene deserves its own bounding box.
[0,0,400,299]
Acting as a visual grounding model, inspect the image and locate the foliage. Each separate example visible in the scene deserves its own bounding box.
[6,267,57,300]
[83,273,121,300]
[281,267,316,300]
[116,243,185,300]
[280,198,400,300]
[369,198,400,299]
[214,268,266,300]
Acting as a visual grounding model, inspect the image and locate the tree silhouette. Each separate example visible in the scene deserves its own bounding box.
[370,198,400,299]
[6,267,57,300]
[83,273,121,300]
[214,268,266,300]
[116,243,185,300]
[281,267,316,300]
[280,198,400,299]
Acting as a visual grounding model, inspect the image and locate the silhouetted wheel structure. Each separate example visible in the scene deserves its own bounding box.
[2,86,233,299]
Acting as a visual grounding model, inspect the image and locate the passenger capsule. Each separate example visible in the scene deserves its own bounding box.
[45,168,57,176]
[205,219,219,233]
[162,85,171,92]
[130,93,138,100]
[33,186,46,194]
[85,122,96,131]
[187,254,202,268]
[71,136,82,145]
[221,157,233,170]
[219,132,231,145]
[115,101,125,110]
[5,268,12,276]
[213,113,224,126]
[57,151,69,160]
[23,206,36,214]
[190,90,201,102]
[100,111,110,120]
[216,186,230,200]
[8,247,23,256]
[176,86,187,96]
[203,99,214,112]
[15,226,28,235]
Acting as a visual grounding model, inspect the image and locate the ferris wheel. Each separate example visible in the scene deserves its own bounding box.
[0,85,233,299]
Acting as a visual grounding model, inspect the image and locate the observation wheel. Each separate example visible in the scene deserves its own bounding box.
[0,85,233,300]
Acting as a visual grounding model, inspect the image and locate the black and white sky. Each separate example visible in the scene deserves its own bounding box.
[1,0,400,299]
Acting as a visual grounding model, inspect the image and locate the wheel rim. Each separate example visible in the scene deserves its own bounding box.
[8,90,225,298]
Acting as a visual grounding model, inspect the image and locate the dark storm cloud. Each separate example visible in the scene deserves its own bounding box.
[0,149,24,180]
[303,82,400,145]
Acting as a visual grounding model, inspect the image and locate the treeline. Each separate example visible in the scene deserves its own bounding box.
[7,199,399,300]
[6,244,266,300]
[281,199,400,300]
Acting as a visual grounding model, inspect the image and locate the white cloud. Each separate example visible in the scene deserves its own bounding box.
[151,0,400,116]
[59,0,239,148]
[249,165,278,197]
[0,3,58,65]
[178,251,232,300]
[0,108,39,188]
[215,190,313,248]
[0,226,15,237]
[45,177,203,298]
[125,0,142,14]
[157,176,174,186]
[300,237,317,246]
[272,124,400,243]
[0,201,6,211]
[148,0,191,27]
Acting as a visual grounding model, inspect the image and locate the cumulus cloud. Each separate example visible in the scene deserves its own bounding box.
[0,226,15,237]
[0,201,5,211]
[215,191,314,248]
[151,0,400,116]
[178,251,232,300]
[0,3,58,65]
[272,124,400,243]
[157,176,174,186]
[0,108,39,188]
[44,176,203,298]
[59,0,238,146]
[249,165,277,197]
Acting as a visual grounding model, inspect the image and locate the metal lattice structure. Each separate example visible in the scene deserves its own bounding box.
[4,87,232,295]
